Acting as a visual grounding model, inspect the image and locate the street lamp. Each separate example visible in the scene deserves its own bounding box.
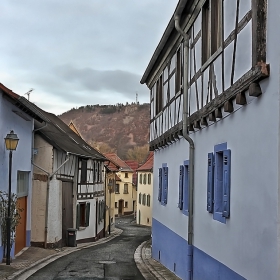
[4,130,19,265]
[107,179,114,235]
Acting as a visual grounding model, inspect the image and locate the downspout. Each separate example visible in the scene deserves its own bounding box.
[175,15,195,280]
[31,152,70,248]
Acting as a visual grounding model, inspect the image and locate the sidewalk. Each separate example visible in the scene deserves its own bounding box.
[0,228,181,280]
[135,239,181,280]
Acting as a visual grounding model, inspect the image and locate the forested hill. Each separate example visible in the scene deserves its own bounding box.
[59,103,150,159]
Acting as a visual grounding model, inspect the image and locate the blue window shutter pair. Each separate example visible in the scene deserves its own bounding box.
[178,165,184,210]
[158,168,163,202]
[207,153,214,213]
[163,166,169,204]
[207,146,231,220]
[222,149,231,218]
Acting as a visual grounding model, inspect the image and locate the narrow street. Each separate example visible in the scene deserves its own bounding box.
[27,216,151,280]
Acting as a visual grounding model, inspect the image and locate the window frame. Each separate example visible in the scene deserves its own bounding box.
[80,159,87,183]
[123,183,128,194]
[17,171,30,197]
[148,173,151,185]
[115,183,120,194]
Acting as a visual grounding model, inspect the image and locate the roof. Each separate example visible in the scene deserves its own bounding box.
[18,99,105,160]
[137,152,154,172]
[0,83,45,122]
[140,0,188,85]
[104,153,133,172]
[69,121,82,138]
[125,160,139,185]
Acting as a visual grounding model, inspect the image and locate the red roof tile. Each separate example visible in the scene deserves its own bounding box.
[137,152,154,171]
[104,153,133,172]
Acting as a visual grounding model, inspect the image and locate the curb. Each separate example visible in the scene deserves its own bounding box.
[7,228,123,280]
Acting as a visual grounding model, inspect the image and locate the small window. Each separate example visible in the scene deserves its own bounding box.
[125,172,128,178]
[115,184,120,193]
[143,194,146,206]
[143,174,146,185]
[139,174,143,184]
[155,75,163,115]
[124,183,128,194]
[139,193,142,204]
[76,202,90,228]
[202,0,221,64]
[148,174,151,185]
[147,194,151,207]
[175,48,182,94]
[93,161,96,182]
[178,161,189,215]
[147,218,150,224]
[17,171,29,197]
[81,159,87,183]
[115,202,118,208]
[125,201,128,208]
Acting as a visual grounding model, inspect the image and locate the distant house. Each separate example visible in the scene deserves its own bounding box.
[137,152,153,226]
[140,0,276,279]
[0,84,44,259]
[104,154,136,216]
[14,100,107,248]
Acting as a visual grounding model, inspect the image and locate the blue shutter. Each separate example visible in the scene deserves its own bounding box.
[163,166,168,204]
[222,149,231,218]
[158,168,162,202]
[207,153,214,213]
[178,165,184,210]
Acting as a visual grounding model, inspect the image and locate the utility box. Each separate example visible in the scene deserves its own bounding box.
[67,228,77,247]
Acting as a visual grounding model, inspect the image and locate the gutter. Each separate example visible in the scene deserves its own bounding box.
[175,14,195,280]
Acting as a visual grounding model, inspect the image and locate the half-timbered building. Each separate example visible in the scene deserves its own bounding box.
[141,0,279,279]
[18,100,107,247]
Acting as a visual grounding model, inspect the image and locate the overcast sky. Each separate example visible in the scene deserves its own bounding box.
[0,0,178,115]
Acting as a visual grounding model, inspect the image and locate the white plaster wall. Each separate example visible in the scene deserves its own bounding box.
[47,179,62,243]
[76,198,96,241]
[31,180,47,242]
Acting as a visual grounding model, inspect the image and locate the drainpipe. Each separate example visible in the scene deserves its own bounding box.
[31,153,70,248]
[175,15,195,280]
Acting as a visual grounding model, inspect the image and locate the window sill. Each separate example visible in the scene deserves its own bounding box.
[78,227,87,231]
[123,193,129,194]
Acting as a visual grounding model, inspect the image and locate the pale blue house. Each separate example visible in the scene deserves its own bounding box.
[141,0,280,279]
[0,84,44,260]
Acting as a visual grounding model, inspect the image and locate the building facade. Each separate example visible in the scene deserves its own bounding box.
[141,0,280,279]
[137,152,153,226]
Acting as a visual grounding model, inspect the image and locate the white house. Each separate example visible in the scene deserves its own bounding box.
[13,99,107,248]
[141,0,279,279]
[0,84,44,260]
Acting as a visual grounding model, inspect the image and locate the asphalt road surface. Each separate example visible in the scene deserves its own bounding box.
[28,216,151,280]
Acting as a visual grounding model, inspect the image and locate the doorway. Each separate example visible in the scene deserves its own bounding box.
[118,199,124,216]
[62,181,73,246]
[15,196,27,255]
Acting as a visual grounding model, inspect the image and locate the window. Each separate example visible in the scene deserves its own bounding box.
[17,171,29,197]
[125,201,128,208]
[147,194,151,207]
[155,75,163,115]
[158,164,169,205]
[139,193,142,204]
[175,48,182,94]
[207,143,231,224]
[125,172,128,178]
[98,200,104,223]
[178,161,189,215]
[76,202,90,228]
[143,194,146,206]
[139,174,143,184]
[147,218,150,224]
[81,159,87,183]
[143,174,147,185]
[93,161,96,182]
[115,184,120,194]
[202,0,221,64]
[97,162,101,182]
[148,174,151,185]
[123,183,128,194]
[115,202,118,208]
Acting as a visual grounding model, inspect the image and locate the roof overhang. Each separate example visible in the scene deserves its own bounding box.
[140,0,188,85]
